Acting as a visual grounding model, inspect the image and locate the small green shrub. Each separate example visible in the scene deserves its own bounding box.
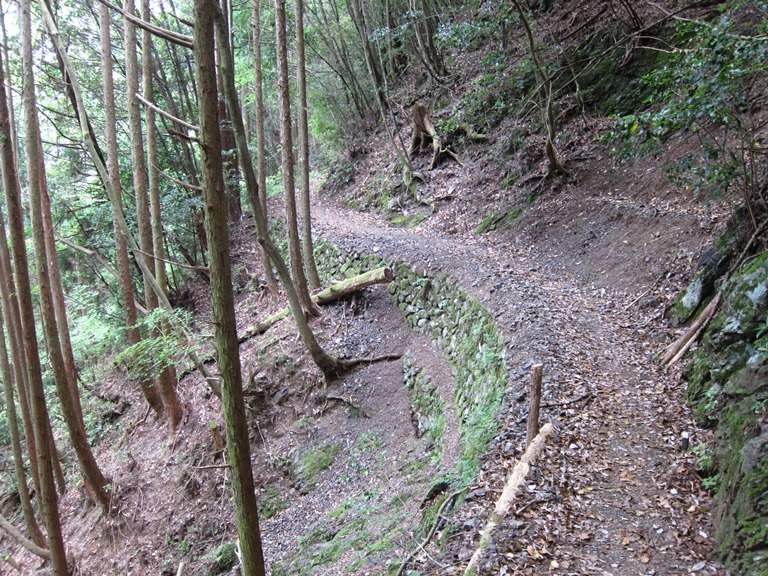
[114,308,198,383]
[260,484,289,519]
[0,409,11,446]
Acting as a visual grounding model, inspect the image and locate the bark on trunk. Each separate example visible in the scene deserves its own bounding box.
[275,0,316,314]
[295,0,321,290]
[251,0,279,298]
[142,0,182,433]
[101,1,141,348]
[4,4,68,571]
[194,2,266,573]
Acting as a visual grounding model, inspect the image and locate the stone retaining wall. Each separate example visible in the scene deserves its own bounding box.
[314,240,508,485]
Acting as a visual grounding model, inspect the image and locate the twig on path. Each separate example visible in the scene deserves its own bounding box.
[396,490,464,576]
[623,254,677,311]
[541,392,592,409]
[514,497,550,517]
[319,394,370,418]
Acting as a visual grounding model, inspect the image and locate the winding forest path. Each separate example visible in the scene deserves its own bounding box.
[312,202,727,576]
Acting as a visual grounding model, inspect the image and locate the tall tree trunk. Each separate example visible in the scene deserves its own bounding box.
[194,2,266,574]
[295,0,321,290]
[215,1,341,379]
[215,4,241,223]
[0,271,45,547]
[275,0,316,314]
[125,0,167,417]
[101,3,142,348]
[0,196,42,504]
[4,4,68,571]
[142,0,182,433]
[252,0,279,298]
[30,0,113,514]
[0,0,42,502]
[348,0,388,112]
[40,140,84,425]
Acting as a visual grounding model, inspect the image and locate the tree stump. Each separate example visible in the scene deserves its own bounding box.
[409,102,462,169]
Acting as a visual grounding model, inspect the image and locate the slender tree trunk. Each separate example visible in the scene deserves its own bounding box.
[142,0,182,433]
[252,0,279,298]
[275,0,316,314]
[4,4,67,571]
[125,0,167,418]
[0,284,45,547]
[31,0,112,514]
[194,3,266,574]
[295,0,321,290]
[510,0,567,177]
[101,3,142,348]
[215,10,241,223]
[215,1,340,379]
[0,207,42,503]
[40,146,84,425]
[348,0,388,112]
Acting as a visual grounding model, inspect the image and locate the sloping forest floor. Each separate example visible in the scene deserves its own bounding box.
[2,1,751,575]
[8,111,735,576]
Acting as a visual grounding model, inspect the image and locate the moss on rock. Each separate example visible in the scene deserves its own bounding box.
[680,250,768,575]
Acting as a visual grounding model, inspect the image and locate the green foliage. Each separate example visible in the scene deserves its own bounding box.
[454,53,534,131]
[605,4,768,209]
[67,285,124,376]
[291,441,342,492]
[207,542,239,575]
[114,308,197,383]
[0,408,10,446]
[260,484,290,519]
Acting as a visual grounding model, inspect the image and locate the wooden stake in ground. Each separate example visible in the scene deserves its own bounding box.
[463,422,555,576]
[526,363,543,448]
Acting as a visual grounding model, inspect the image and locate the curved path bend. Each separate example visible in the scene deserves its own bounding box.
[312,203,726,576]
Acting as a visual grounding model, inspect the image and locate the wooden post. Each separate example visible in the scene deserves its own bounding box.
[526,364,543,448]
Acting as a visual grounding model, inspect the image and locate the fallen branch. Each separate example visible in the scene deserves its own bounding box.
[661,292,721,366]
[623,254,677,311]
[319,394,370,418]
[0,513,51,560]
[463,423,555,576]
[238,266,394,343]
[396,490,464,576]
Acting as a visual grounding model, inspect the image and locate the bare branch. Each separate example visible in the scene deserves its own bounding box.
[96,0,193,48]
[136,93,199,132]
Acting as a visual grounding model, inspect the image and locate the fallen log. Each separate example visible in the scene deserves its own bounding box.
[463,423,555,576]
[238,266,394,343]
[0,513,50,560]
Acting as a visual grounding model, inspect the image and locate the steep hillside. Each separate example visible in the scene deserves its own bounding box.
[2,1,765,575]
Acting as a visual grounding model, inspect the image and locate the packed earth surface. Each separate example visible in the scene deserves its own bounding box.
[4,1,757,572]
[4,126,739,575]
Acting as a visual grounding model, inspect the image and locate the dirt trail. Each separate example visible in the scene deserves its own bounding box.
[312,202,727,575]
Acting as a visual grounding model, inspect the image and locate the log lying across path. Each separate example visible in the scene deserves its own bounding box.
[238,266,394,343]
